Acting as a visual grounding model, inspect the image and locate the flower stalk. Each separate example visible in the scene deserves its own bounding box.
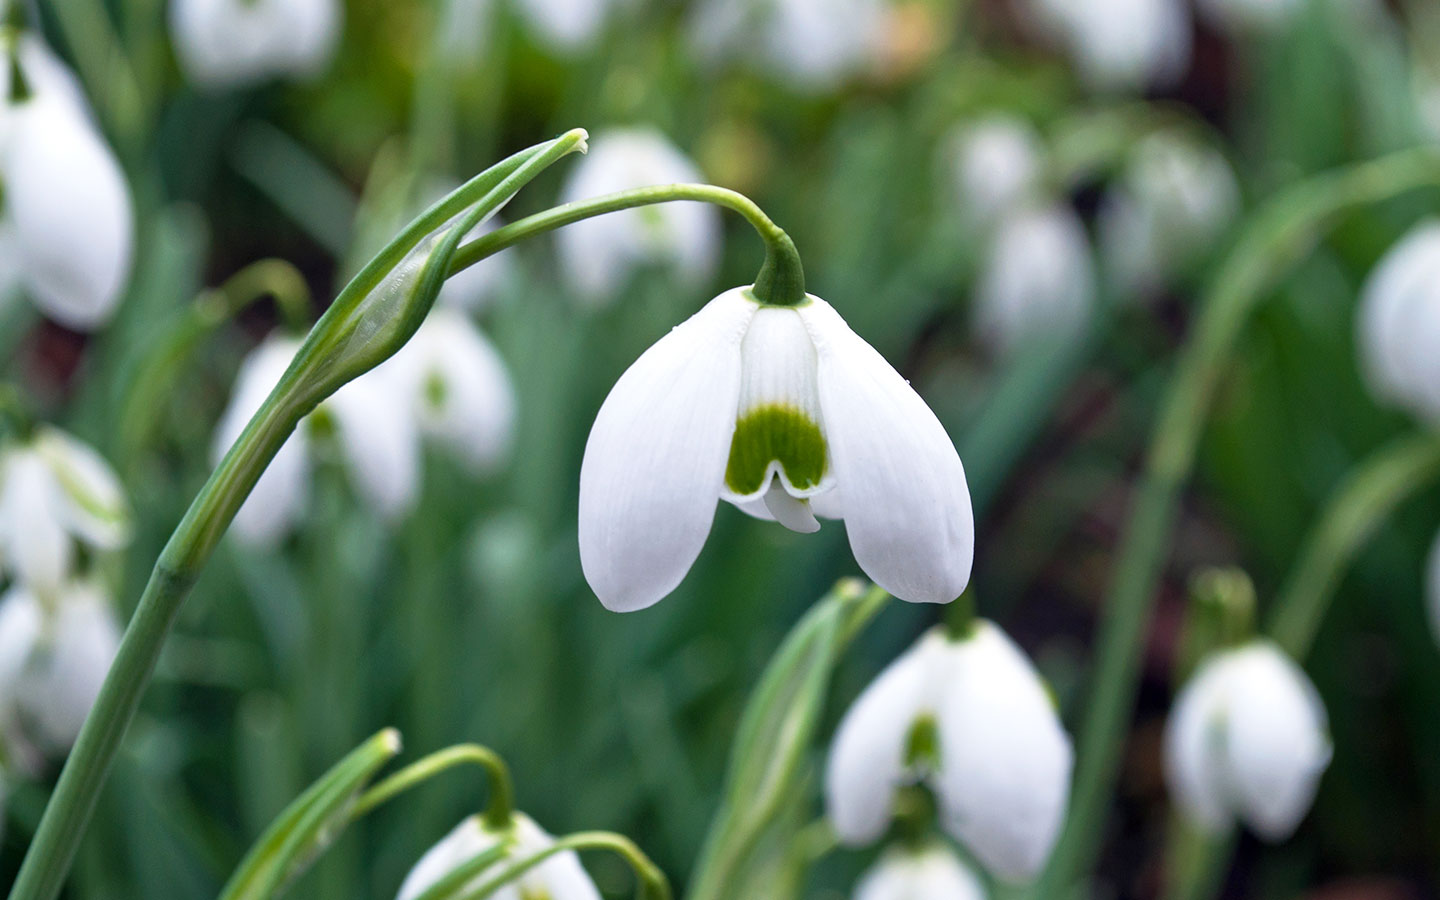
[456,831,671,900]
[349,743,515,830]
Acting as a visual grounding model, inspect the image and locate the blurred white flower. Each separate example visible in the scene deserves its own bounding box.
[974,203,1095,357]
[0,581,121,753]
[381,307,517,474]
[0,41,134,330]
[1197,0,1304,33]
[1164,641,1332,840]
[556,128,721,304]
[690,0,884,90]
[1427,529,1440,649]
[579,287,973,611]
[825,622,1072,882]
[854,843,987,900]
[1355,220,1440,425]
[512,0,620,53]
[214,334,421,546]
[947,115,1046,230]
[1099,132,1239,299]
[0,427,130,596]
[1025,0,1191,92]
[397,813,600,900]
[168,0,341,88]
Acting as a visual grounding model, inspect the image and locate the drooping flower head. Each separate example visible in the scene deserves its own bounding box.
[854,843,987,900]
[578,287,973,611]
[825,623,1072,883]
[168,0,342,88]
[1164,641,1332,840]
[1355,220,1440,425]
[974,203,1095,356]
[556,128,721,304]
[397,813,600,900]
[947,114,1046,230]
[689,0,885,91]
[1023,0,1192,92]
[511,0,623,54]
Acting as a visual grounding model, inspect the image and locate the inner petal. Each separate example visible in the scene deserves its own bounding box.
[761,477,820,533]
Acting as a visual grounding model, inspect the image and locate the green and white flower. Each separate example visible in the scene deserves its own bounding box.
[168,0,341,88]
[0,427,130,596]
[1356,220,1440,425]
[1164,641,1332,840]
[854,844,987,900]
[578,287,973,611]
[689,0,885,91]
[397,813,600,900]
[974,203,1095,356]
[1026,0,1191,92]
[825,623,1071,882]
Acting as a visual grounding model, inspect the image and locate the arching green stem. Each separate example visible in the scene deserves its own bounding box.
[456,831,671,900]
[448,183,807,306]
[1030,147,1440,898]
[349,743,515,830]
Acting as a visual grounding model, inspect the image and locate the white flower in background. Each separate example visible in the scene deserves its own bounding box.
[579,288,973,612]
[1197,0,1304,33]
[168,0,341,88]
[512,0,620,53]
[690,0,884,90]
[0,427,130,596]
[397,813,600,900]
[1099,133,1239,300]
[1025,0,1191,92]
[556,128,721,304]
[1355,220,1440,425]
[383,308,517,474]
[947,115,1045,230]
[974,203,1095,357]
[854,844,987,900]
[825,623,1072,882]
[0,581,121,753]
[1164,641,1332,840]
[1427,529,1440,652]
[0,40,134,331]
[213,334,420,546]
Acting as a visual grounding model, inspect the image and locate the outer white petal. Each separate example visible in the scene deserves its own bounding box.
[397,816,506,900]
[1355,221,1440,418]
[1220,643,1331,841]
[578,288,756,612]
[17,582,121,750]
[0,587,43,701]
[799,297,973,604]
[326,370,422,521]
[933,622,1073,882]
[33,427,130,550]
[511,814,602,900]
[214,336,311,545]
[0,451,73,595]
[975,204,1095,356]
[854,844,988,900]
[1162,655,1235,833]
[4,97,133,330]
[826,630,951,846]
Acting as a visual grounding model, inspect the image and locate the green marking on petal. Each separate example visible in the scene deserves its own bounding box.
[904,714,939,769]
[724,403,827,496]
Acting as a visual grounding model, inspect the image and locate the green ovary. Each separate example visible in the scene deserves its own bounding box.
[724,404,828,496]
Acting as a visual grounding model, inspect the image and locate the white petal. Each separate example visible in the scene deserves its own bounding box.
[760,480,820,533]
[1355,220,1440,420]
[800,297,974,604]
[1162,655,1235,833]
[1220,643,1332,841]
[33,427,130,550]
[0,587,43,700]
[214,337,311,545]
[397,816,503,900]
[17,582,121,750]
[578,288,756,612]
[975,203,1095,356]
[825,630,950,846]
[854,844,988,900]
[948,114,1045,228]
[0,451,73,595]
[511,814,602,900]
[326,370,422,521]
[4,97,133,330]
[169,0,341,87]
[933,622,1073,882]
[514,0,613,51]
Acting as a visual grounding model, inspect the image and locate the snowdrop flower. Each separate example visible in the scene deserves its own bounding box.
[974,203,1095,356]
[512,0,620,53]
[0,427,130,596]
[1099,133,1239,300]
[825,623,1072,882]
[0,581,121,752]
[1355,221,1440,425]
[1197,0,1303,33]
[0,44,134,330]
[1429,529,1440,648]
[214,334,420,546]
[397,813,600,900]
[690,0,884,90]
[556,128,721,304]
[381,308,517,474]
[168,0,341,88]
[1025,0,1191,92]
[854,844,987,900]
[947,115,1046,230]
[579,287,973,611]
[1165,641,1332,840]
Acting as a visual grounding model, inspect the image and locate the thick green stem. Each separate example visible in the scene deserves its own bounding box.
[457,831,671,900]
[349,744,515,830]
[448,183,806,306]
[1032,147,1440,897]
